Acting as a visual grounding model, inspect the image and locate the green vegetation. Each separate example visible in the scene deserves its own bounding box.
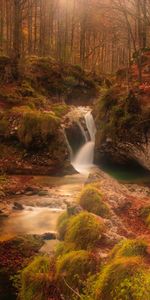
[56,250,99,297]
[95,88,147,145]
[92,257,150,300]
[65,211,104,250]
[20,256,53,300]
[52,103,69,117]
[18,110,60,148]
[55,241,75,257]
[110,239,148,259]
[57,212,70,241]
[18,80,36,97]
[78,185,110,218]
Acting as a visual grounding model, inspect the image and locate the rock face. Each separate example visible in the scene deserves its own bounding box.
[95,131,150,171]
[94,88,150,171]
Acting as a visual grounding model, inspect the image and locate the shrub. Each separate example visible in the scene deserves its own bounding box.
[79,185,110,218]
[20,256,53,300]
[93,257,150,300]
[56,250,99,297]
[57,212,70,241]
[65,212,104,250]
[110,239,148,259]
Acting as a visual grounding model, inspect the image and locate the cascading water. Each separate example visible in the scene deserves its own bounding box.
[71,111,96,175]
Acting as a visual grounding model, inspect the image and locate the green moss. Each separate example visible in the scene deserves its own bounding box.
[52,103,68,117]
[20,256,53,300]
[17,110,60,147]
[110,239,148,259]
[93,257,150,300]
[56,250,99,297]
[65,212,104,250]
[79,185,110,218]
[64,76,78,87]
[55,241,75,257]
[19,80,36,97]
[98,88,117,113]
[57,212,70,241]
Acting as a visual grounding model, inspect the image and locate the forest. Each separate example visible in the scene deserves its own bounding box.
[0,0,150,300]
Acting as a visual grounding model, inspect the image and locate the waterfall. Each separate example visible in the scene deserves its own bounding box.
[72,111,96,175]
[63,129,74,160]
[77,121,88,142]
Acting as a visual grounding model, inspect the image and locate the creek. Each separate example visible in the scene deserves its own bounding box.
[0,107,150,243]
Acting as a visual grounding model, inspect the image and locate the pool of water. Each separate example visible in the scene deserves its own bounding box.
[100,161,150,184]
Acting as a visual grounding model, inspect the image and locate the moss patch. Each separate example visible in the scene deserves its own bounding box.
[18,110,60,148]
[79,185,110,218]
[57,212,70,241]
[110,239,148,259]
[65,212,104,250]
[20,256,54,300]
[93,257,150,300]
[56,250,99,297]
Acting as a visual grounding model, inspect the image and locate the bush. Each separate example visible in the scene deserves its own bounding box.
[65,212,104,250]
[20,256,53,300]
[79,185,110,218]
[93,257,150,300]
[110,239,148,259]
[56,250,99,297]
[57,212,70,241]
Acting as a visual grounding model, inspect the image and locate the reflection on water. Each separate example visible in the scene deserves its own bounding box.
[0,174,87,241]
[100,161,150,184]
[0,207,63,241]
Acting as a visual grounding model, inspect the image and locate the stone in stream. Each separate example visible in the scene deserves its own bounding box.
[13,202,24,210]
[41,232,57,240]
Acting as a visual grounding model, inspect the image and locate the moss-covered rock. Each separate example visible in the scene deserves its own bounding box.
[18,110,60,148]
[57,212,70,241]
[110,239,148,259]
[93,257,150,300]
[56,250,99,297]
[55,241,75,257]
[65,212,104,250]
[78,185,110,218]
[20,256,54,300]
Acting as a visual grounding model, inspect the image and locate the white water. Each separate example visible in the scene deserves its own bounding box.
[72,111,96,176]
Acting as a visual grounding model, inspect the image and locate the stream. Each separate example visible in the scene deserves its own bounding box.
[0,108,150,245]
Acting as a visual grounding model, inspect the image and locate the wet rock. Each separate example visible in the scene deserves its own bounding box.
[41,232,57,240]
[38,190,49,196]
[25,186,40,196]
[13,202,24,210]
